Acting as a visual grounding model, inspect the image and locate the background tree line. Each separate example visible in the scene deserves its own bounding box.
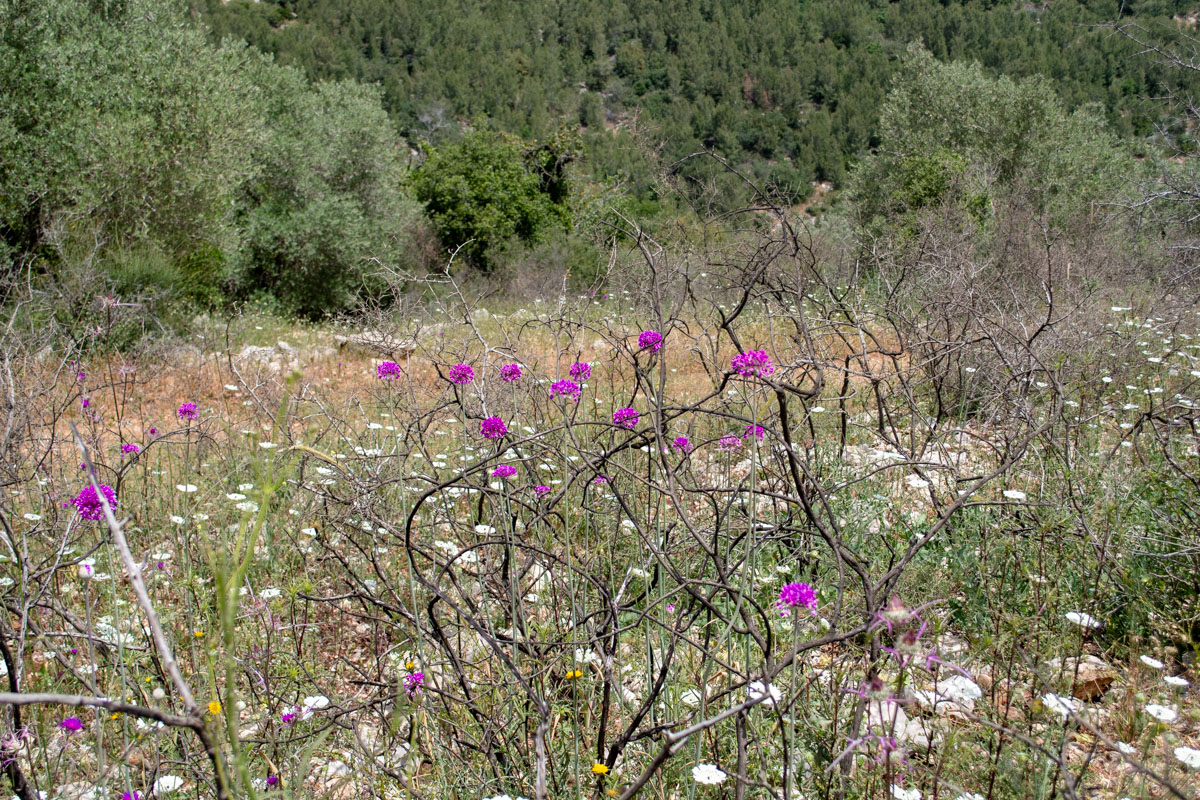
[3,0,1198,327]
[199,0,1198,209]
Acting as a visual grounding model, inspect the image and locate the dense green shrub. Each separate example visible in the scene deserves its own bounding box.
[409,131,571,270]
[233,61,420,318]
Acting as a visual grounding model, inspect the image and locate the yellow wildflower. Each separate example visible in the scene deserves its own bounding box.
[208,701,222,716]
[591,763,609,775]
[565,669,583,680]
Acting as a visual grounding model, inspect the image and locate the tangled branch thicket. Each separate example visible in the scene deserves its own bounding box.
[1,204,1198,800]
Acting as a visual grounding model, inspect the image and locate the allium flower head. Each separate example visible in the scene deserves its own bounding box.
[448,363,475,384]
[404,671,425,697]
[500,363,523,382]
[376,361,401,380]
[177,402,198,421]
[613,407,639,428]
[731,349,775,378]
[672,435,692,453]
[638,330,663,354]
[550,379,582,402]
[121,443,140,455]
[72,484,116,521]
[59,717,84,733]
[777,581,817,615]
[744,424,766,441]
[534,484,551,496]
[481,416,508,439]
[568,362,591,381]
[718,435,742,452]
[492,464,517,479]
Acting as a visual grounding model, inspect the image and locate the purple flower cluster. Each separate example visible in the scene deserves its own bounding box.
[59,717,83,733]
[744,424,766,441]
[672,435,693,453]
[404,671,425,697]
[500,363,523,383]
[480,416,507,439]
[377,361,402,380]
[492,464,517,479]
[534,484,551,496]
[121,443,140,455]
[777,582,818,616]
[177,402,198,421]
[718,435,742,452]
[568,362,591,381]
[638,330,663,353]
[550,380,581,402]
[613,407,639,428]
[448,363,475,384]
[731,349,775,378]
[72,484,116,521]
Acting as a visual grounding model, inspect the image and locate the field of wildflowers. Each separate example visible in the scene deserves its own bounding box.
[1,234,1199,800]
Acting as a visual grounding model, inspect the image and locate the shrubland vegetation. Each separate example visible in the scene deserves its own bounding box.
[3,1,1200,800]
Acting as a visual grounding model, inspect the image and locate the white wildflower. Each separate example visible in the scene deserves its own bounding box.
[1143,704,1177,723]
[692,763,727,785]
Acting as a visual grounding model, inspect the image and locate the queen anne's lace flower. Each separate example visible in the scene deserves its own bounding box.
[1065,611,1101,630]
[1144,703,1178,723]
[691,763,727,785]
[1175,746,1200,771]
[747,681,782,707]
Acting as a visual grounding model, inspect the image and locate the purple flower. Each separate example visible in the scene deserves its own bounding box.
[177,402,198,421]
[480,416,508,439]
[672,435,693,453]
[377,361,402,380]
[80,397,90,408]
[568,362,591,381]
[265,776,279,787]
[744,424,765,441]
[447,363,475,384]
[76,371,86,382]
[122,793,141,800]
[72,484,116,521]
[550,379,581,402]
[148,427,157,436]
[612,407,639,428]
[280,708,297,725]
[492,464,517,479]
[534,485,551,496]
[731,349,775,378]
[592,475,610,486]
[121,443,140,455]
[718,435,742,452]
[500,363,523,382]
[404,671,425,696]
[777,582,817,616]
[638,330,663,353]
[59,717,83,733]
